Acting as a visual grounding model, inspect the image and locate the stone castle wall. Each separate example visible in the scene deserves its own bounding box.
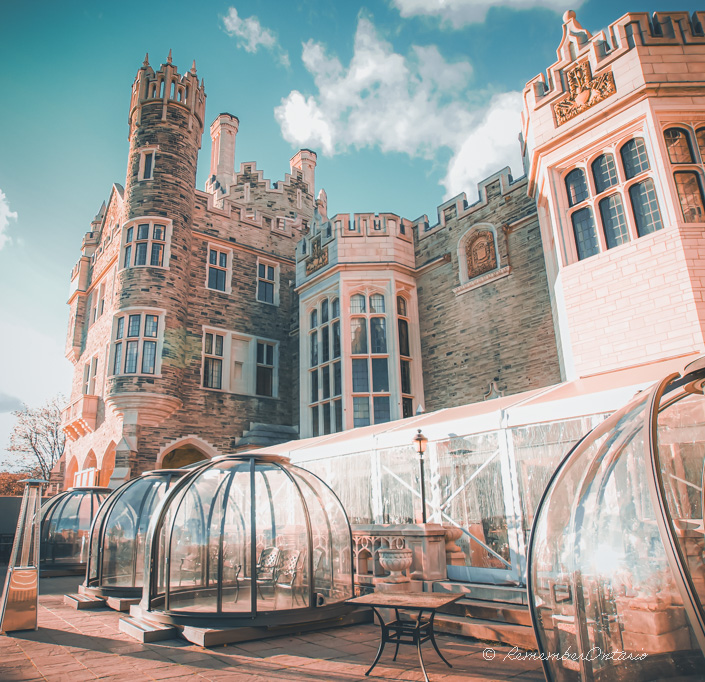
[415,171,561,408]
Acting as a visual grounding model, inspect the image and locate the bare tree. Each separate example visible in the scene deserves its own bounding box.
[7,395,66,480]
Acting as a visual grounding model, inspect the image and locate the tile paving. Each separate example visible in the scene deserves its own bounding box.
[0,574,545,681]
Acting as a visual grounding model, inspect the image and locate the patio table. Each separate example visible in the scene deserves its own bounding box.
[346,592,463,682]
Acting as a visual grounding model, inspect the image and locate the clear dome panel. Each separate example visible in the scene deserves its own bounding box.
[531,387,705,681]
[100,477,168,587]
[41,488,110,569]
[289,467,353,604]
[168,459,248,612]
[254,464,308,612]
[655,388,705,616]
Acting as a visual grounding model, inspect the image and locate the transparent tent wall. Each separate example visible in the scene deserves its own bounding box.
[298,414,609,585]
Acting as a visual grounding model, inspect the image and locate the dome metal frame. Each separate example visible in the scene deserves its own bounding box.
[527,360,705,681]
[82,469,188,600]
[136,452,355,630]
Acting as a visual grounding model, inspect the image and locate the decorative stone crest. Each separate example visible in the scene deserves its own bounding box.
[305,236,328,275]
[467,230,497,279]
[554,61,616,127]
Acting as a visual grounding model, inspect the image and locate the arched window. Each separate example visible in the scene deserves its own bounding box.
[565,168,589,206]
[350,292,389,428]
[629,179,663,236]
[620,138,650,179]
[664,128,694,164]
[397,296,413,419]
[696,128,705,163]
[571,207,599,260]
[369,294,385,313]
[674,172,705,223]
[592,154,619,194]
[599,194,629,248]
[350,294,366,314]
[310,309,317,329]
[309,295,342,436]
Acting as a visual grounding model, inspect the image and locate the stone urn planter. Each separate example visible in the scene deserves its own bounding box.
[377,547,413,583]
[442,524,466,566]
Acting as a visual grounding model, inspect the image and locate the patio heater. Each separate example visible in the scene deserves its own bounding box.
[412,429,428,524]
[0,479,45,633]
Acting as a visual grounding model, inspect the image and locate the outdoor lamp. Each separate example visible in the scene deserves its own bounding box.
[412,429,428,523]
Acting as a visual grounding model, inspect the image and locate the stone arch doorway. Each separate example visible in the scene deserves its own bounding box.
[157,436,218,470]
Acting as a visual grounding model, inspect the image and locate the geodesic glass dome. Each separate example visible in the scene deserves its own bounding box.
[83,469,188,598]
[529,357,705,681]
[139,453,354,628]
[40,486,111,573]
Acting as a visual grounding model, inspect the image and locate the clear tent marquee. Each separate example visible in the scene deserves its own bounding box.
[133,453,354,629]
[529,356,705,681]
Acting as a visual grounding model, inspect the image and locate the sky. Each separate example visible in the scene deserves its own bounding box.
[0,0,701,468]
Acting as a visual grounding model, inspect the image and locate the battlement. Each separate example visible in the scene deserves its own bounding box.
[525,11,705,108]
[521,10,705,165]
[415,167,525,236]
[128,51,206,134]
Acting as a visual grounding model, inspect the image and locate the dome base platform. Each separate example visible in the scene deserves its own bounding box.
[121,602,371,647]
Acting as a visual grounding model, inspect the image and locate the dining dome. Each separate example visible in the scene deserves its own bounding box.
[40,486,111,573]
[529,357,705,681]
[83,469,188,600]
[136,453,354,630]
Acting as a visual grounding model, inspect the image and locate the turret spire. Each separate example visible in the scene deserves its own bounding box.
[190,60,197,75]
[167,49,172,64]
[143,52,149,68]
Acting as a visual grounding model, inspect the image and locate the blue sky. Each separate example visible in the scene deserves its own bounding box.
[0,1,701,467]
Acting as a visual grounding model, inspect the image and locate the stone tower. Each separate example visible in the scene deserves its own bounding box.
[105,53,206,484]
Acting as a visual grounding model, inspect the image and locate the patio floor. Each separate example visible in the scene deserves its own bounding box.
[0,574,545,681]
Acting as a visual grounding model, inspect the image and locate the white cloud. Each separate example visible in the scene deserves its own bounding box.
[0,392,23,414]
[0,188,17,250]
[223,7,289,66]
[443,92,523,198]
[392,0,584,28]
[275,17,523,200]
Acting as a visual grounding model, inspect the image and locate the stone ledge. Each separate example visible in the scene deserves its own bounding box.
[453,266,512,296]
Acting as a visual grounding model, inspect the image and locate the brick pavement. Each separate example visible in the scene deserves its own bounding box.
[0,576,545,681]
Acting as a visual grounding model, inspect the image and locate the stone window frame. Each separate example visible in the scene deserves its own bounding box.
[256,257,280,306]
[109,307,166,378]
[307,293,343,437]
[660,123,705,224]
[137,145,159,182]
[205,244,233,294]
[348,287,391,429]
[82,355,99,396]
[396,294,414,419]
[559,135,664,264]
[200,326,279,399]
[120,217,172,271]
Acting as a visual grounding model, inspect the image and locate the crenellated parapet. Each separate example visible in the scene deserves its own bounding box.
[128,51,205,136]
[522,10,705,166]
[296,202,414,288]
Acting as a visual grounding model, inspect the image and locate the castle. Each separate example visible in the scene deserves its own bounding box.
[59,10,705,490]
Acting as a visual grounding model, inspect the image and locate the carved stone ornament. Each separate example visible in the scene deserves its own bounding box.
[467,230,497,279]
[553,61,616,127]
[305,236,329,275]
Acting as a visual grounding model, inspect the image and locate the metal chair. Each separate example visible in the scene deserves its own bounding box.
[255,546,281,598]
[274,549,301,607]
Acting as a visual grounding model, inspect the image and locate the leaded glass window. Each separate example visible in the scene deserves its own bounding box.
[565,168,589,207]
[599,194,629,248]
[571,207,599,260]
[630,179,663,236]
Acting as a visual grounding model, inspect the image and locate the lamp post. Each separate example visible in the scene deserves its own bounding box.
[412,429,428,524]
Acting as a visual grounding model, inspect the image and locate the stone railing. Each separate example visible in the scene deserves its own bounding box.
[352,523,451,593]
